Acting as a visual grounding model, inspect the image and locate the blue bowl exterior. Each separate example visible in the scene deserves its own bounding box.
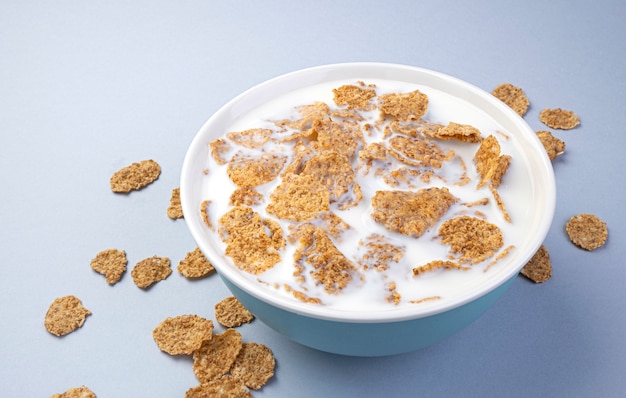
[221,275,516,357]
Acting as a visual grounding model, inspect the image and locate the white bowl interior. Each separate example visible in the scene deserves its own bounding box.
[181,63,556,323]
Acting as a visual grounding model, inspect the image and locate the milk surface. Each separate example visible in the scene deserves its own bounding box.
[199,79,533,311]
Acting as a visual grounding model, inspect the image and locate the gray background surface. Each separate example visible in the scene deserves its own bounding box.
[1,1,624,396]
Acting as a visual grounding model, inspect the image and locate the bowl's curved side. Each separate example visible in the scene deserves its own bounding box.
[222,274,516,356]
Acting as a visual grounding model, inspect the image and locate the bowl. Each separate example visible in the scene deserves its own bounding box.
[180,63,556,356]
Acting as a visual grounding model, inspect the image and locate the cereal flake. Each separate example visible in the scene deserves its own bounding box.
[565,213,608,251]
[379,90,429,122]
[44,295,91,337]
[218,206,283,274]
[50,386,96,398]
[226,128,272,149]
[492,83,530,116]
[536,130,565,160]
[229,187,264,206]
[200,199,214,230]
[230,342,276,390]
[275,102,330,130]
[227,152,287,187]
[293,225,356,294]
[371,188,458,238]
[300,149,362,209]
[89,248,127,285]
[110,159,161,193]
[313,118,363,158]
[520,245,552,283]
[426,122,482,143]
[152,315,214,355]
[131,256,172,288]
[178,247,215,279]
[266,173,330,222]
[438,216,504,264]
[474,135,511,188]
[215,296,255,328]
[185,376,251,398]
[412,260,469,276]
[388,135,453,168]
[333,82,377,111]
[192,329,243,383]
[539,108,580,129]
[167,187,183,219]
[358,234,405,272]
[210,138,232,165]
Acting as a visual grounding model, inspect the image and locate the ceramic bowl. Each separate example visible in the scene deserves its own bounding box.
[180,63,556,356]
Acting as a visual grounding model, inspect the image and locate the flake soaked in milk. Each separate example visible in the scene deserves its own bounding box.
[198,79,535,311]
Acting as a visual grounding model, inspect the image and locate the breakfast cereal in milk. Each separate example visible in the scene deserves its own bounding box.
[199,80,532,311]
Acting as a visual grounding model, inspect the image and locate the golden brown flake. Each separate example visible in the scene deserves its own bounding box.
[565,213,608,251]
[227,151,287,187]
[312,118,364,158]
[379,90,429,122]
[389,120,418,138]
[331,108,366,121]
[229,187,264,206]
[280,140,317,175]
[299,149,362,209]
[131,256,172,288]
[293,225,356,294]
[426,122,482,143]
[110,159,161,193]
[152,315,214,355]
[520,245,552,283]
[536,130,566,160]
[283,284,323,304]
[218,206,283,274]
[266,173,330,222]
[200,200,214,230]
[462,198,490,207]
[50,386,96,398]
[409,296,441,304]
[226,128,273,149]
[382,167,424,188]
[358,234,405,272]
[359,142,387,162]
[230,342,276,390]
[385,281,401,305]
[371,188,458,238]
[412,260,470,276]
[210,138,232,165]
[192,329,243,383]
[44,295,91,337]
[214,296,255,328]
[492,83,530,116]
[333,82,377,111]
[474,135,511,188]
[539,108,580,129]
[167,187,183,219]
[391,120,445,139]
[90,248,127,285]
[316,212,351,240]
[483,244,515,272]
[275,102,330,130]
[438,216,504,264]
[177,247,215,279]
[358,142,387,175]
[185,376,251,398]
[489,184,512,223]
[388,135,453,168]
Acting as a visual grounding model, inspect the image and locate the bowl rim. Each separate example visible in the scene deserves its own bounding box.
[181,62,556,323]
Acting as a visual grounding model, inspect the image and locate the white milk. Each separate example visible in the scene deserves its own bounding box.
[199,79,533,311]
